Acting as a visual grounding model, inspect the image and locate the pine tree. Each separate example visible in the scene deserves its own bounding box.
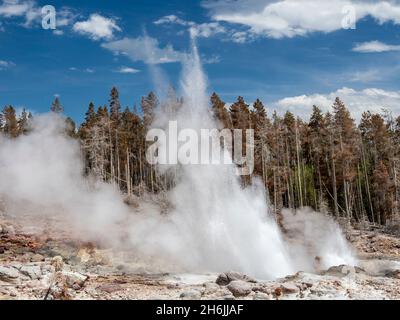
[85,102,96,126]
[332,97,359,219]
[230,96,250,130]
[17,108,29,135]
[251,98,270,179]
[51,96,63,113]
[2,105,18,138]
[141,91,158,128]
[211,92,230,128]
[109,87,121,123]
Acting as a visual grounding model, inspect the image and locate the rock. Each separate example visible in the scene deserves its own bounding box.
[216,273,229,285]
[20,265,42,280]
[0,246,5,254]
[252,283,272,294]
[227,280,253,297]
[323,265,364,277]
[253,292,271,300]
[216,271,257,286]
[281,282,300,294]
[97,283,122,294]
[180,290,202,300]
[51,256,64,272]
[41,264,55,275]
[0,266,20,282]
[30,254,45,262]
[63,271,88,289]
[222,294,235,300]
[167,283,180,290]
[383,269,400,279]
[203,282,220,294]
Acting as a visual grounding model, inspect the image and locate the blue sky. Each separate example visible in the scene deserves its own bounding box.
[1,0,400,123]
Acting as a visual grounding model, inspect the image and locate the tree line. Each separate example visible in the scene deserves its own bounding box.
[1,87,399,226]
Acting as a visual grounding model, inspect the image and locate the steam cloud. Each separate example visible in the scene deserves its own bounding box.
[0,37,356,279]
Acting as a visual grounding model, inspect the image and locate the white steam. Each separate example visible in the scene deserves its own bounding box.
[0,37,356,279]
[0,114,127,243]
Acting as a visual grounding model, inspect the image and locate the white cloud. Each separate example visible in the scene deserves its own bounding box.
[73,14,121,40]
[352,40,400,53]
[56,7,77,27]
[102,36,185,64]
[154,14,191,26]
[154,14,225,38]
[0,0,33,17]
[53,29,64,36]
[0,0,40,27]
[202,54,221,64]
[202,0,400,40]
[115,66,140,74]
[85,68,95,73]
[0,59,15,70]
[274,87,400,120]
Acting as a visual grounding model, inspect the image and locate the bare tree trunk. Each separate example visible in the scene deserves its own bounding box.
[295,120,303,207]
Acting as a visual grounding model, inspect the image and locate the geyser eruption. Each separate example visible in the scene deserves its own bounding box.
[142,38,294,278]
[0,36,356,280]
[132,35,356,278]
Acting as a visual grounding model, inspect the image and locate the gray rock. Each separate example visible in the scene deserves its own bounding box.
[216,271,257,286]
[20,265,42,280]
[281,282,300,294]
[252,283,272,294]
[227,280,253,297]
[216,273,229,285]
[253,292,271,300]
[203,282,220,292]
[180,290,202,300]
[323,265,364,277]
[383,269,400,279]
[0,266,20,282]
[30,254,45,262]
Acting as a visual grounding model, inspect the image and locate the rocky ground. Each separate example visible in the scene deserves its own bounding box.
[1,213,400,300]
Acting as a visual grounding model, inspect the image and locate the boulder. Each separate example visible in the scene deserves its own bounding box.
[0,266,20,282]
[384,269,400,279]
[20,265,42,280]
[216,271,256,286]
[280,282,300,294]
[63,271,88,289]
[227,280,253,297]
